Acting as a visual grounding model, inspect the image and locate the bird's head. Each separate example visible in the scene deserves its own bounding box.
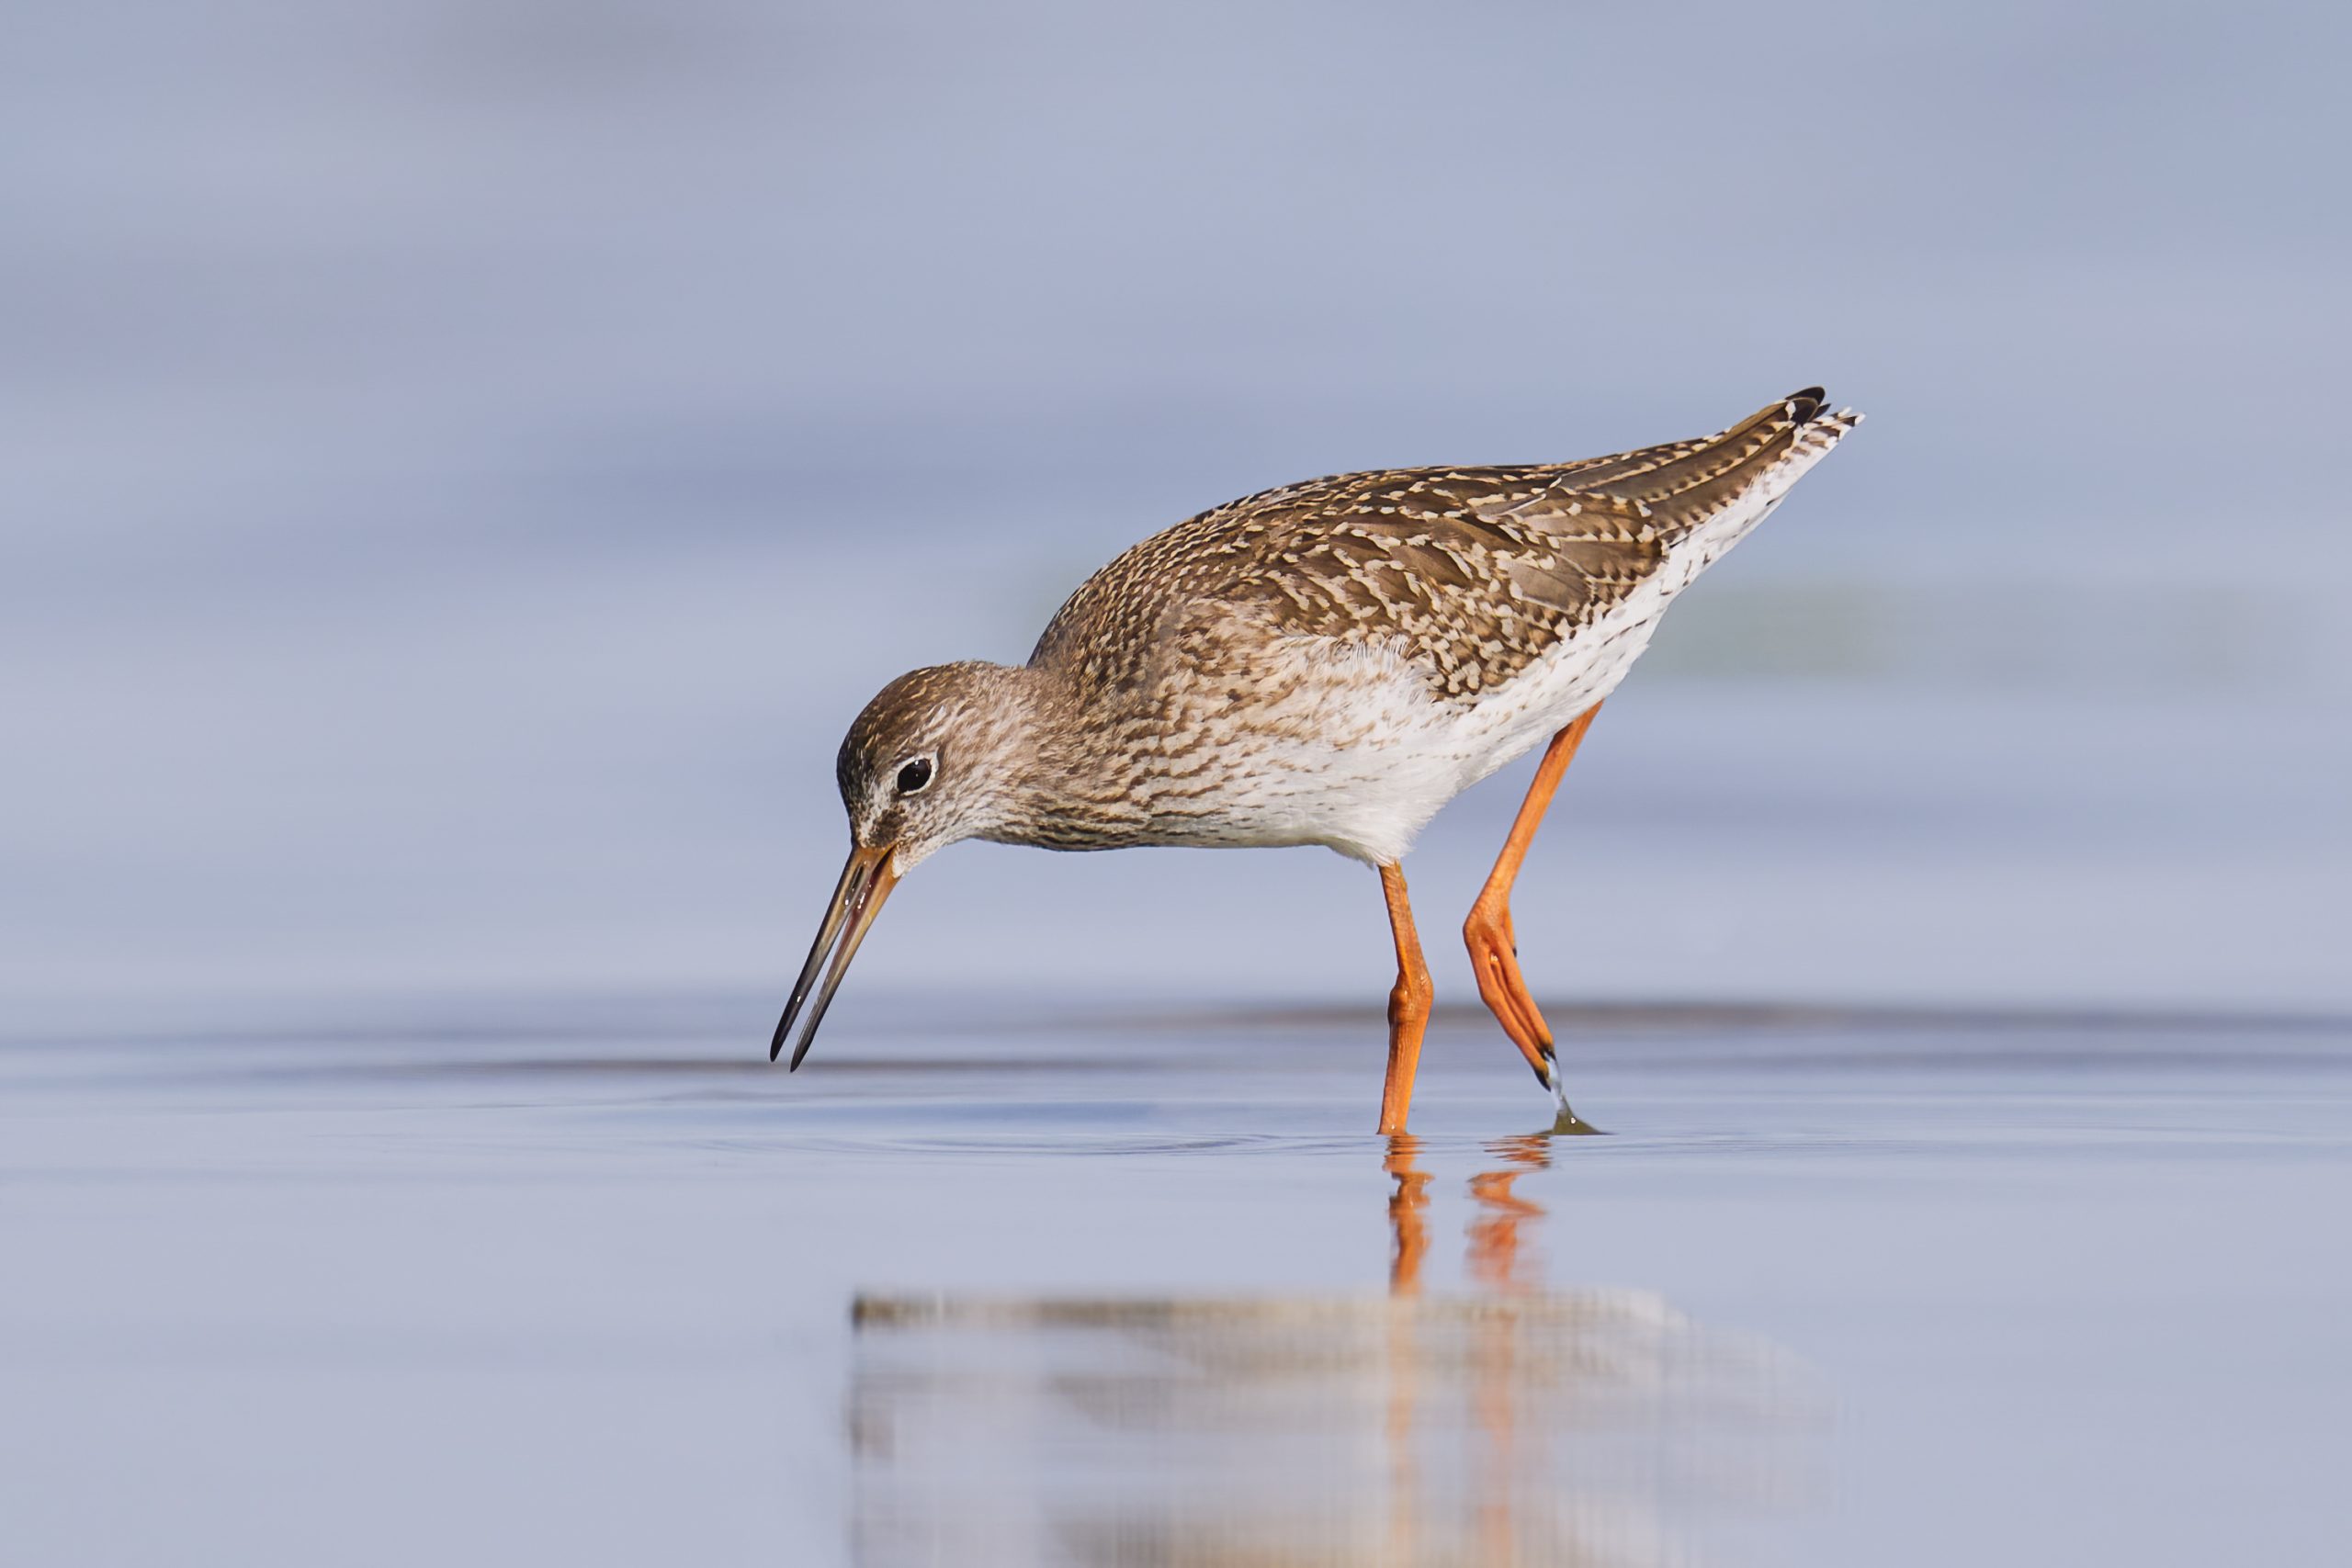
[770,661,1046,1069]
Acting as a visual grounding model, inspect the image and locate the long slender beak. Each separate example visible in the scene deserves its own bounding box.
[770,842,901,1069]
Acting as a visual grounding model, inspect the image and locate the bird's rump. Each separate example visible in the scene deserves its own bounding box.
[1033,389,1857,703]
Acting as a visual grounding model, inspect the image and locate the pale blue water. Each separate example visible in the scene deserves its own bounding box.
[6,1002,2347,1564]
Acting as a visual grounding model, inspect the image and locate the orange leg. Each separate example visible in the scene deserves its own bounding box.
[1464,703,1602,1091]
[1376,862,1433,1134]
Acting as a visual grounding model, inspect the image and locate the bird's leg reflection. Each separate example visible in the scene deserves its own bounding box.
[1383,1134,1557,1557]
[1381,1134,1430,1556]
[1468,1133,1554,1293]
[1382,1133,1557,1295]
[1385,1134,1432,1295]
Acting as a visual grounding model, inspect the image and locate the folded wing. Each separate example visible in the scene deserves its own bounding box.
[1036,389,1860,702]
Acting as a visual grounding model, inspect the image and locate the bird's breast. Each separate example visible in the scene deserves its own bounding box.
[1078,634,1482,863]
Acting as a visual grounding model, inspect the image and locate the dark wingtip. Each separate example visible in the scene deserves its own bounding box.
[1786,386,1827,422]
[768,1018,790,1063]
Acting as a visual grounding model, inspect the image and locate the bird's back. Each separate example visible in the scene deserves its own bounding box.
[1032,389,1860,708]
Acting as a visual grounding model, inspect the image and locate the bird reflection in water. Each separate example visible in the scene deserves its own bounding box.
[850,1134,1815,1566]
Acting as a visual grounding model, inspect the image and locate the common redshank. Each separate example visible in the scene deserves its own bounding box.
[772,389,1860,1131]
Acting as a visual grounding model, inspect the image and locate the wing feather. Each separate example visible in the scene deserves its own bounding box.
[1034,390,1856,703]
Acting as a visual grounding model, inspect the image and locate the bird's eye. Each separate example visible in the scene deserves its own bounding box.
[894,757,935,795]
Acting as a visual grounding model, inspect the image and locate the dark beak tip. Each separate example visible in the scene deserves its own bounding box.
[769,842,900,1074]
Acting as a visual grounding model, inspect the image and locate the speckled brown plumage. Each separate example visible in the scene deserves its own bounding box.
[1034,389,1857,705]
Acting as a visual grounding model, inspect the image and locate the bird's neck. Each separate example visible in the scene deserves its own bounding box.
[981,662,1150,851]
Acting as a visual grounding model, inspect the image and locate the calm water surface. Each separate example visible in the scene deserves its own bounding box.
[4,1001,2346,1565]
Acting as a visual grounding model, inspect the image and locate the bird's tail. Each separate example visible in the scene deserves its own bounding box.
[1561,389,1862,537]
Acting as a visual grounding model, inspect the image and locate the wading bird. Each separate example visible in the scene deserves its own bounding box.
[772,390,1860,1130]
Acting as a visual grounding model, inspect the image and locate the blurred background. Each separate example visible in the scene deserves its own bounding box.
[6,0,2347,1031]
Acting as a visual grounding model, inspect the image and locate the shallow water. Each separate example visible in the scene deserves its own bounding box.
[5,1001,2347,1565]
